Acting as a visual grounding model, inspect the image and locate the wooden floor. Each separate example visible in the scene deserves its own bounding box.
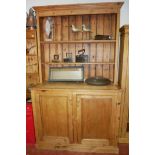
[26,144,129,155]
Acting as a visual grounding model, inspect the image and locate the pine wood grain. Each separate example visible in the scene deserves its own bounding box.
[33,2,123,16]
[32,2,124,153]
[118,25,129,141]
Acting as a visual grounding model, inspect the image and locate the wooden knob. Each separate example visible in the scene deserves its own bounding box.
[117,102,121,105]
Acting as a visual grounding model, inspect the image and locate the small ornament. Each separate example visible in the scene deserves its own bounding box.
[82,24,91,32]
[45,17,54,40]
[71,24,81,32]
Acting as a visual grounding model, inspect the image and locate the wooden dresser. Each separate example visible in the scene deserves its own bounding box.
[31,83,122,153]
[31,2,125,153]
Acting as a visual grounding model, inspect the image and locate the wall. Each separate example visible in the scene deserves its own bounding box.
[26,0,129,27]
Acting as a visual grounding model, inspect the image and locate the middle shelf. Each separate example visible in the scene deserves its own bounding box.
[40,40,116,44]
[42,62,115,65]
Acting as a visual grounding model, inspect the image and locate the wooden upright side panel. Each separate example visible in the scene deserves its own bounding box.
[119,25,129,141]
[114,12,120,85]
[37,16,43,83]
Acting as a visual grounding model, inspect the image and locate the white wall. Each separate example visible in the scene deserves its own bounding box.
[26,0,129,27]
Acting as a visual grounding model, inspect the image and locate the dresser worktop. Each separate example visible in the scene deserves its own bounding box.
[31,82,121,91]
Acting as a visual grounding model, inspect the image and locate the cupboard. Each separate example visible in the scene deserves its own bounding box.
[31,2,125,153]
[31,83,122,153]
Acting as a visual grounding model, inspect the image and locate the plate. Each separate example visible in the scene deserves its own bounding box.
[85,77,111,86]
[45,17,51,38]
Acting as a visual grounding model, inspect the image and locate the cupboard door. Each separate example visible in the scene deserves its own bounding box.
[75,94,119,146]
[32,91,73,147]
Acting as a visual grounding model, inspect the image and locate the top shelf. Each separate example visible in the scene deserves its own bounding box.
[40,40,116,44]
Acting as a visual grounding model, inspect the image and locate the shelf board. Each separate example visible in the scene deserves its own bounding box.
[40,40,116,44]
[26,72,38,74]
[26,73,38,75]
[26,54,37,56]
[42,62,115,65]
[31,82,120,91]
[26,63,38,66]
[26,72,39,74]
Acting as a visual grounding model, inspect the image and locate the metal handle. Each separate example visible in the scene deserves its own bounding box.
[78,49,85,55]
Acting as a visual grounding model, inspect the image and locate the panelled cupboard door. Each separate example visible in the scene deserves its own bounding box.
[32,91,73,148]
[75,94,120,146]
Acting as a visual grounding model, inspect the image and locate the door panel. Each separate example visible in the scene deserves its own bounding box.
[81,98,112,139]
[33,92,73,145]
[76,95,118,145]
[39,95,68,137]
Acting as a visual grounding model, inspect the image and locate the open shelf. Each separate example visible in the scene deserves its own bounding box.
[40,40,116,44]
[38,13,118,83]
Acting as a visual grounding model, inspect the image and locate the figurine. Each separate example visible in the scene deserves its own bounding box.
[71,25,81,32]
[82,24,91,32]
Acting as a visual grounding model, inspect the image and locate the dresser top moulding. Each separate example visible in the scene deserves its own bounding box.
[33,2,124,17]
